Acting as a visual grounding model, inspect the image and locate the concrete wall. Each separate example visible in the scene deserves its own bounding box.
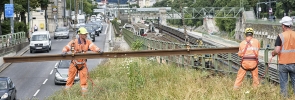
[47,1,65,33]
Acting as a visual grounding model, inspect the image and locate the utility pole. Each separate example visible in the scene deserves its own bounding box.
[269,0,271,17]
[127,0,130,23]
[70,0,72,16]
[73,0,79,39]
[181,1,189,46]
[117,0,120,19]
[81,0,83,14]
[10,0,14,34]
[64,0,66,26]
[27,0,30,35]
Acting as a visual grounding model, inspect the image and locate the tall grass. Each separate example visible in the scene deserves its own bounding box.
[47,58,295,100]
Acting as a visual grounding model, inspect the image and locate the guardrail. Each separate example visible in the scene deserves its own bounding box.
[111,20,121,37]
[245,19,280,25]
[0,32,27,48]
[0,32,27,56]
[122,27,279,83]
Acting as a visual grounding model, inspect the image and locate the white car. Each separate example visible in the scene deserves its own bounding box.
[29,31,52,53]
[54,27,69,39]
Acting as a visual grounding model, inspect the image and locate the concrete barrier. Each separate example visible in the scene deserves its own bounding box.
[0,43,29,72]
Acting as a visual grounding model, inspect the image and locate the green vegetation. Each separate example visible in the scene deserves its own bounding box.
[0,20,28,35]
[153,0,295,38]
[66,0,97,15]
[131,40,143,50]
[47,58,295,100]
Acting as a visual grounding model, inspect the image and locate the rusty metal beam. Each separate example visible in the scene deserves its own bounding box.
[3,47,238,63]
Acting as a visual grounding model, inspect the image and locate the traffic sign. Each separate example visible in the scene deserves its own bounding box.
[5,4,14,18]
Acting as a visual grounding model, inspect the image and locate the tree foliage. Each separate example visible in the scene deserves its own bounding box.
[66,0,95,15]
[153,0,295,34]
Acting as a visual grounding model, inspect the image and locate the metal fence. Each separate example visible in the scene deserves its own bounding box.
[0,32,27,56]
[245,19,280,25]
[122,27,279,83]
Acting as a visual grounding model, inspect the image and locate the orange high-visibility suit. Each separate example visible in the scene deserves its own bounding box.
[278,30,295,64]
[62,38,100,94]
[234,37,260,89]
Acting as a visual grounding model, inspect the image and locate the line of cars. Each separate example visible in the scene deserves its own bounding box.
[75,20,103,42]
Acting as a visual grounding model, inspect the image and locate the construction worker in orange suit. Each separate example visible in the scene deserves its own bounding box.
[62,27,103,95]
[272,16,295,97]
[234,28,260,90]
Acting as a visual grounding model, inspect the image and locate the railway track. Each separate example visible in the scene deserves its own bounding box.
[154,24,279,83]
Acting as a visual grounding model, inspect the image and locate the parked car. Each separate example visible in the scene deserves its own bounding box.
[54,27,69,39]
[54,60,79,85]
[29,31,52,53]
[0,77,17,100]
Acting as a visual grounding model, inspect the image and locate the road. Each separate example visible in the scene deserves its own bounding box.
[0,23,109,100]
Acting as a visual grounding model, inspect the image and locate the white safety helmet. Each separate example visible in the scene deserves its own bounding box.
[279,16,293,26]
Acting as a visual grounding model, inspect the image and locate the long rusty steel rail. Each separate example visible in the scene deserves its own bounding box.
[3,47,238,63]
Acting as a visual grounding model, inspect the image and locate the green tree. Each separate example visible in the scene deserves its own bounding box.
[277,0,295,16]
[0,0,9,35]
[184,14,193,26]
[15,0,39,24]
[83,0,93,14]
[129,4,140,8]
[14,3,24,21]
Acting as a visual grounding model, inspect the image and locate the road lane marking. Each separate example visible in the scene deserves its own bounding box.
[33,89,40,96]
[43,79,48,84]
[55,62,58,67]
[104,24,109,35]
[50,70,53,75]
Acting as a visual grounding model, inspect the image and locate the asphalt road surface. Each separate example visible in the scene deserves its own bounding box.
[0,23,108,100]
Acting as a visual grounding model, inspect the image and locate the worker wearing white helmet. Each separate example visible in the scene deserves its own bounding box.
[272,16,295,97]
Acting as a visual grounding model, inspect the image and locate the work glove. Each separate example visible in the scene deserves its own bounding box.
[61,52,67,57]
[98,50,104,55]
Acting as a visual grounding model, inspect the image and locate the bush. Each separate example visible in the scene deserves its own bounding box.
[1,20,27,35]
[1,20,10,35]
[131,39,143,50]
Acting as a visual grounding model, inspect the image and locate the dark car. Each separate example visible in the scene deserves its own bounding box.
[87,23,101,36]
[89,21,103,32]
[54,60,79,85]
[79,25,95,42]
[0,77,16,100]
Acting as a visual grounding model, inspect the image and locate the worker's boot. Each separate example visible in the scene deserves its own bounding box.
[63,86,70,94]
[81,87,88,97]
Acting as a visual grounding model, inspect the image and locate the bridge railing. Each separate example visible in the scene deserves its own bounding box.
[245,19,280,25]
[111,20,121,37]
[0,32,28,56]
[122,28,279,83]
[0,32,27,48]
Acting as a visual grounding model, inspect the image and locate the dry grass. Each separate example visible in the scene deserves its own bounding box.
[47,58,295,100]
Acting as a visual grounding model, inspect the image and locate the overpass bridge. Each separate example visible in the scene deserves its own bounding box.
[99,7,244,24]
